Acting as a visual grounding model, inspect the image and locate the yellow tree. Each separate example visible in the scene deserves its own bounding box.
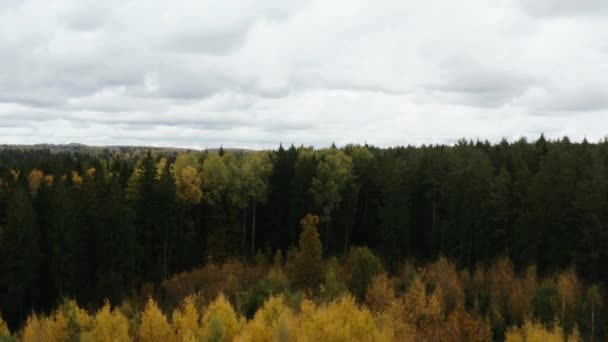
[299,295,390,341]
[174,153,203,206]
[172,296,201,342]
[365,273,395,313]
[22,311,68,342]
[138,298,172,342]
[236,295,294,342]
[505,319,580,342]
[200,294,240,342]
[0,314,10,337]
[424,257,464,315]
[27,169,44,195]
[557,267,581,330]
[82,301,130,342]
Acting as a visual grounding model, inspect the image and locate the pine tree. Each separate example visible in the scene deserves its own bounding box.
[0,186,41,329]
[290,214,323,291]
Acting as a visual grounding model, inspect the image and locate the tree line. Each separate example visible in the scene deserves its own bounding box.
[0,135,607,333]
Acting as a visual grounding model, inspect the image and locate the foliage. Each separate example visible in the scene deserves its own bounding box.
[138,298,172,342]
[171,296,201,342]
[1,138,608,341]
[505,319,580,342]
[200,294,240,342]
[346,246,383,301]
[288,214,324,291]
[82,301,130,342]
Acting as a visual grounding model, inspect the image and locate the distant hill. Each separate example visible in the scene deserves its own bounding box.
[0,143,256,158]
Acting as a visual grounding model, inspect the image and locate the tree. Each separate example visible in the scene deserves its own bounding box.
[201,294,240,342]
[94,177,139,303]
[241,152,272,256]
[0,186,41,329]
[27,169,44,196]
[586,285,602,342]
[310,149,353,251]
[174,153,203,206]
[172,296,201,342]
[48,181,87,299]
[289,214,323,291]
[346,246,383,301]
[557,267,581,332]
[83,301,130,342]
[201,153,229,206]
[138,298,172,342]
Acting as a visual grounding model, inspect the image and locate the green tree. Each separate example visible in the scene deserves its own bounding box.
[310,149,353,251]
[290,214,324,291]
[0,186,40,329]
[346,246,383,301]
[201,153,230,206]
[242,152,272,256]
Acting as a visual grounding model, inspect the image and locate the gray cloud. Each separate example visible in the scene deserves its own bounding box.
[0,0,607,149]
[518,0,608,17]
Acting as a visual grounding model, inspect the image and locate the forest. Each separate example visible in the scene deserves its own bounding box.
[0,135,606,341]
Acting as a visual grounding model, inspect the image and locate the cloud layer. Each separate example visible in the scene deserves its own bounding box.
[1,0,607,149]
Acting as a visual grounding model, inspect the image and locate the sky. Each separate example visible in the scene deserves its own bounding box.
[1,0,607,149]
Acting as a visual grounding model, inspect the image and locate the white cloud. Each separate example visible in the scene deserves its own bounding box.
[1,0,607,149]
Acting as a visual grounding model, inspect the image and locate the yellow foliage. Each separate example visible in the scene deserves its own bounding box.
[293,295,390,341]
[27,169,44,194]
[441,309,492,342]
[44,174,55,187]
[376,300,416,341]
[138,298,173,342]
[10,169,20,181]
[82,302,130,342]
[236,295,295,342]
[201,294,240,342]
[0,314,10,336]
[22,311,68,342]
[176,165,203,205]
[86,167,96,178]
[172,296,201,342]
[505,319,580,342]
[365,273,396,313]
[156,158,168,180]
[557,267,581,327]
[424,257,464,314]
[71,171,84,187]
[487,257,516,323]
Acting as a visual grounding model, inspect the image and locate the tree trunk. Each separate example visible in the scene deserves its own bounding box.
[324,220,330,252]
[344,225,348,256]
[251,202,257,256]
[591,304,595,342]
[363,190,369,229]
[432,196,436,234]
[242,208,247,258]
[163,235,168,280]
[561,295,565,326]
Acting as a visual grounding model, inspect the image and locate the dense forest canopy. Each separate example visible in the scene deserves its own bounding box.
[0,136,607,340]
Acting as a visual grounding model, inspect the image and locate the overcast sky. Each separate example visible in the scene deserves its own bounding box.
[1,0,607,149]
